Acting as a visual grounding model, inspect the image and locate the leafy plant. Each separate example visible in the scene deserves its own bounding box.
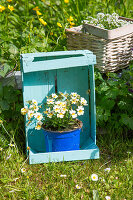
[95,64,133,135]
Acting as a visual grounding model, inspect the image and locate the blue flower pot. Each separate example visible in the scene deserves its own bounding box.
[43,122,82,152]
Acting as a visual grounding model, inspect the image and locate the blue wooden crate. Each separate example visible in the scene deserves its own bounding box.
[20,50,99,164]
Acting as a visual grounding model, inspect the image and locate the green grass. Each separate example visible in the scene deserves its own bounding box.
[0,122,132,199]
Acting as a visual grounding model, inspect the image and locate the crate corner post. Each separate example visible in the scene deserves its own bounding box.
[20,50,99,164]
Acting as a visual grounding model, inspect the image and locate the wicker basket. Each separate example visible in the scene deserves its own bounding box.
[66,17,133,73]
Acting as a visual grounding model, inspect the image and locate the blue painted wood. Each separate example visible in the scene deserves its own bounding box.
[57,67,90,146]
[20,50,99,164]
[89,65,96,144]
[21,50,96,73]
[29,138,99,164]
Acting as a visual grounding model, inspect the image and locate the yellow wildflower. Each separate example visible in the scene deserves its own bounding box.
[39,18,47,26]
[0,5,5,12]
[0,120,3,124]
[36,10,42,15]
[67,16,74,22]
[57,22,62,28]
[33,6,40,11]
[7,0,12,2]
[50,32,53,36]
[64,0,69,3]
[8,5,14,11]
[70,21,75,26]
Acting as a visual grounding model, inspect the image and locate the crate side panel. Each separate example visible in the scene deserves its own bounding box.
[57,67,90,146]
[23,70,56,152]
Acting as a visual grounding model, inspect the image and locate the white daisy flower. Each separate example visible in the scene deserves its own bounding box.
[35,121,43,130]
[34,112,43,121]
[55,101,61,106]
[52,93,58,99]
[21,168,26,173]
[60,174,67,177]
[47,113,53,118]
[27,110,34,119]
[57,113,64,118]
[29,105,39,112]
[81,97,88,106]
[77,106,84,116]
[105,196,111,200]
[32,99,38,105]
[91,174,98,181]
[47,98,54,104]
[60,101,67,107]
[21,106,28,115]
[8,144,15,147]
[75,184,81,189]
[71,92,78,97]
[104,168,111,172]
[53,105,60,113]
[69,110,77,118]
[61,107,68,114]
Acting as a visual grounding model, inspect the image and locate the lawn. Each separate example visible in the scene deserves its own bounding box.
[0,0,133,199]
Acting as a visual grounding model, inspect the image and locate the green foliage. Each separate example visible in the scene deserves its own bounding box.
[95,64,133,134]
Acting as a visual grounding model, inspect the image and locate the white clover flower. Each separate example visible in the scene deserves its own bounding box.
[34,112,43,121]
[69,110,77,118]
[75,184,81,189]
[32,99,38,105]
[105,196,111,200]
[81,97,88,106]
[47,98,54,104]
[21,168,26,173]
[52,93,58,99]
[91,174,98,181]
[57,112,64,118]
[104,168,111,172]
[21,106,28,115]
[27,110,34,119]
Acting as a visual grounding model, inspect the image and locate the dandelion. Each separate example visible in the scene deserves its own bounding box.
[7,0,12,2]
[104,168,111,172]
[36,10,42,15]
[34,112,43,121]
[60,174,67,177]
[105,196,111,200]
[8,5,14,11]
[91,174,98,181]
[8,143,15,147]
[39,18,47,26]
[57,22,62,28]
[64,0,69,3]
[69,110,77,118]
[75,184,81,189]
[27,176,29,179]
[21,168,26,173]
[0,5,5,12]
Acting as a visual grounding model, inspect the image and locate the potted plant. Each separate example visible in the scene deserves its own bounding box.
[21,92,88,152]
[66,13,133,72]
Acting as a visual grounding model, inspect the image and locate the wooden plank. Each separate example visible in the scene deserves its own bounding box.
[22,70,56,152]
[29,138,99,164]
[22,55,96,73]
[89,65,96,143]
[57,66,90,147]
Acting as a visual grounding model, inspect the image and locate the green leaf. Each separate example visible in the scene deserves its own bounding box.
[93,190,99,200]
[0,64,10,77]
[0,100,10,111]
[0,83,3,98]
[9,44,19,55]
